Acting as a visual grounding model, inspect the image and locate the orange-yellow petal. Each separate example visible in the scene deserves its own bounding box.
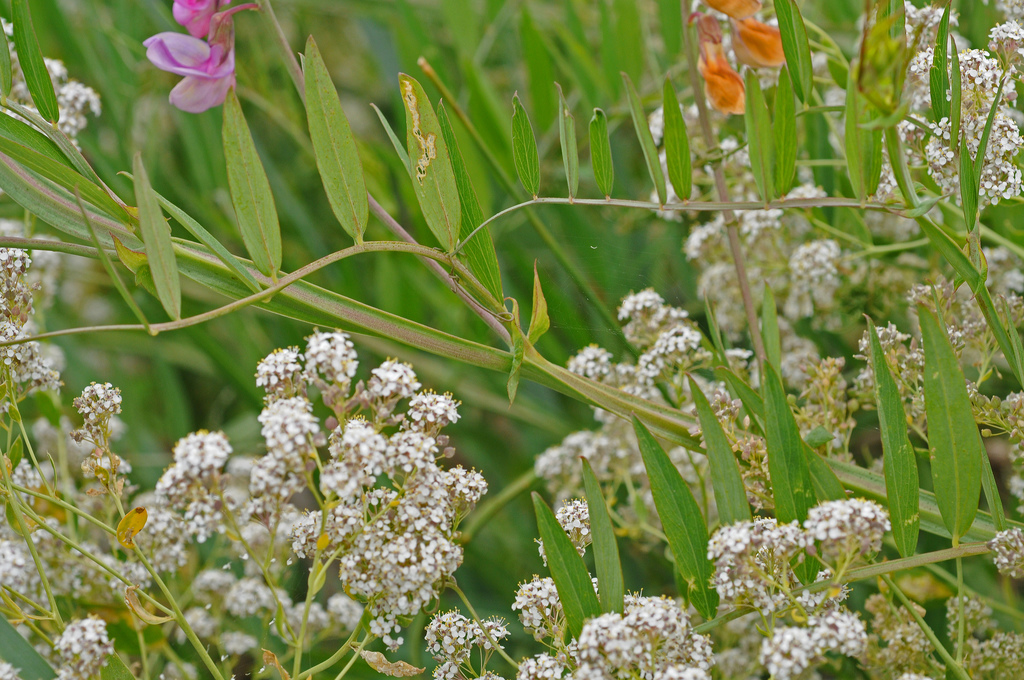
[703,0,762,20]
[694,14,746,115]
[731,18,786,68]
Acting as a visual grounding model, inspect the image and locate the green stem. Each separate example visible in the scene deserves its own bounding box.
[296,612,369,680]
[332,634,371,680]
[956,555,965,665]
[884,574,971,680]
[449,583,519,671]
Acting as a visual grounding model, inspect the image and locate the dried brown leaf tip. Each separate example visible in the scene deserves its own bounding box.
[361,650,425,677]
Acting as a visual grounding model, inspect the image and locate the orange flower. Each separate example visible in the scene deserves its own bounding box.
[731,18,786,68]
[693,14,746,115]
[703,0,762,20]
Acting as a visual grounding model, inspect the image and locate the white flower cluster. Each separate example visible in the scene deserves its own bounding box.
[804,498,891,561]
[785,239,841,319]
[574,595,713,680]
[54,617,113,680]
[538,498,591,563]
[256,346,305,401]
[71,382,121,446]
[425,610,509,680]
[512,576,569,642]
[989,527,1024,578]
[760,610,867,680]
[0,247,60,395]
[155,430,232,542]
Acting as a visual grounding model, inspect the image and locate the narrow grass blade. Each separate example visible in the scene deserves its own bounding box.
[520,8,555,130]
[0,113,69,167]
[133,154,181,320]
[532,492,601,638]
[622,72,667,205]
[555,83,579,200]
[581,459,625,614]
[370,103,411,173]
[689,377,752,526]
[844,73,883,201]
[589,108,614,198]
[929,2,952,122]
[867,320,919,557]
[436,102,503,304]
[223,90,281,278]
[763,363,816,523]
[0,22,12,98]
[304,37,368,243]
[11,0,59,122]
[633,417,718,619]
[918,304,982,541]
[511,93,541,198]
[663,79,691,203]
[744,71,774,203]
[399,74,462,252]
[761,287,781,373]
[774,0,813,103]
[528,262,550,344]
[774,67,797,196]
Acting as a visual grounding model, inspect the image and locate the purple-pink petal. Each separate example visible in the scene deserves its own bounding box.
[144,33,234,79]
[172,0,230,38]
[169,73,235,113]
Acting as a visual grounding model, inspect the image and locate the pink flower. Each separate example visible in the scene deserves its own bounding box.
[144,4,254,113]
[144,32,235,113]
[173,0,230,38]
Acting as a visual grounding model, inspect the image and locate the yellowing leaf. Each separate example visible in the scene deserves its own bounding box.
[262,650,291,680]
[124,586,172,625]
[361,651,424,677]
[116,506,148,549]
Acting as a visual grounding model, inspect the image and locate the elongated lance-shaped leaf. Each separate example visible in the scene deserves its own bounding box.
[528,262,550,344]
[508,299,524,403]
[761,286,781,373]
[774,67,797,196]
[658,0,682,56]
[555,83,579,199]
[436,103,504,304]
[133,154,180,320]
[866,320,920,557]
[929,2,952,122]
[774,0,813,103]
[763,363,816,524]
[100,654,138,680]
[511,93,541,198]
[11,0,58,123]
[744,71,774,203]
[805,446,845,501]
[589,109,614,198]
[532,492,601,638]
[918,304,982,542]
[0,112,69,167]
[0,615,55,679]
[662,79,691,203]
[304,37,368,243]
[949,34,961,162]
[714,366,764,433]
[0,22,11,98]
[688,377,752,526]
[581,459,625,614]
[844,66,884,201]
[399,74,462,251]
[223,90,281,279]
[632,417,718,619]
[622,72,667,205]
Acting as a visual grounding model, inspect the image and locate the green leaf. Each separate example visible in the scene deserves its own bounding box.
[622,72,667,206]
[304,37,368,243]
[133,154,181,320]
[528,262,550,344]
[370,103,411,173]
[511,93,541,198]
[582,459,625,614]
[589,108,614,198]
[508,299,524,403]
[11,0,59,122]
[803,426,833,449]
[949,34,961,162]
[613,0,645,86]
[555,83,579,200]
[774,67,797,196]
[929,2,952,122]
[689,377,752,526]
[520,8,556,130]
[918,304,982,541]
[844,70,884,201]
[0,111,71,168]
[100,654,137,680]
[658,0,683,56]
[763,363,816,523]
[435,102,504,304]
[8,436,22,467]
[744,71,774,203]
[761,287,781,373]
[532,492,601,639]
[399,74,462,252]
[0,22,12,98]
[632,417,718,619]
[774,0,813,103]
[223,90,282,278]
[663,79,691,203]
[0,616,55,679]
[805,444,846,501]
[714,366,765,432]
